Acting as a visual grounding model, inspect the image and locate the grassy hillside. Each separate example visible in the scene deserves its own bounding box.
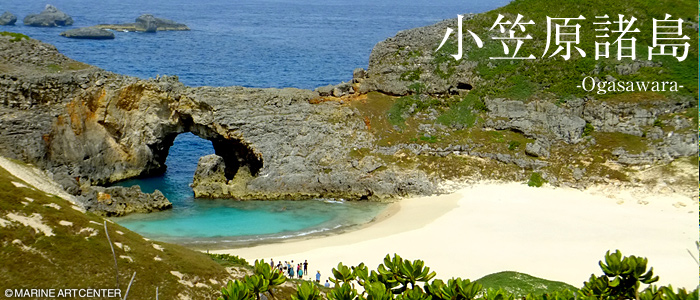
[0,164,231,299]
[476,271,578,297]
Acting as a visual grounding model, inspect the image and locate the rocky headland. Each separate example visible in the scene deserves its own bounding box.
[96,14,190,32]
[0,0,696,216]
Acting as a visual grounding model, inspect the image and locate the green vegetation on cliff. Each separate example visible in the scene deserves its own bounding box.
[346,0,698,190]
[0,31,30,42]
[439,0,698,100]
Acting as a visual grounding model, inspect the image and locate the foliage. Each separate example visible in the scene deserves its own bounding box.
[508,141,521,151]
[420,135,438,143]
[408,82,427,94]
[476,271,576,297]
[220,280,255,300]
[387,96,441,128]
[583,123,595,137]
[437,93,487,128]
[217,251,697,300]
[218,259,287,300]
[501,75,536,101]
[0,31,30,42]
[527,172,546,187]
[291,281,322,300]
[400,68,422,81]
[208,253,252,268]
[433,40,460,79]
[580,250,659,300]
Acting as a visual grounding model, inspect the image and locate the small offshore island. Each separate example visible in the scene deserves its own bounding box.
[0,0,697,298]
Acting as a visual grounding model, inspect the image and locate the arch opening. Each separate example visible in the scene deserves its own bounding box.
[144,121,263,189]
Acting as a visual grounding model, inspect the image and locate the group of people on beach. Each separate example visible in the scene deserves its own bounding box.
[271,258,308,279]
[269,258,331,288]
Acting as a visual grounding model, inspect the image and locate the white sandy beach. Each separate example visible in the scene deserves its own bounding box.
[214,183,699,289]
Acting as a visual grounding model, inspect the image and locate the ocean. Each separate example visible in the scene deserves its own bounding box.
[2,0,509,244]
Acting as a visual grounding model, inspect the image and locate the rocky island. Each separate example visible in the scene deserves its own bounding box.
[23,5,73,27]
[96,14,190,32]
[0,11,17,26]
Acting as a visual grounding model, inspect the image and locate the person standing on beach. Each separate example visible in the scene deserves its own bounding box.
[297,265,303,279]
[324,280,330,288]
[315,271,321,283]
[270,258,274,268]
[303,260,308,275]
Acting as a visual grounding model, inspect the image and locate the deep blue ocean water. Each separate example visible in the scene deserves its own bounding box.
[2,0,509,244]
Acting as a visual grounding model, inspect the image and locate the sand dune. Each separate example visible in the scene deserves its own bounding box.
[214,183,698,289]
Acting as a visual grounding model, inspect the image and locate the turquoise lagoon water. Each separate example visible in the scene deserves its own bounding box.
[113,133,388,246]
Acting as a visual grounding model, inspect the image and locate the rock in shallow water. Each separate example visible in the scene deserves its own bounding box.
[96,14,190,32]
[79,185,172,217]
[60,26,115,40]
[0,11,17,26]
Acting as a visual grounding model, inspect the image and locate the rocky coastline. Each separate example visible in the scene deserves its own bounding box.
[0,10,696,216]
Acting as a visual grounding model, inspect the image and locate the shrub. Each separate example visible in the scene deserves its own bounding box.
[437,94,487,128]
[508,141,521,151]
[208,253,251,268]
[217,252,698,300]
[400,68,422,81]
[583,122,594,137]
[527,172,546,187]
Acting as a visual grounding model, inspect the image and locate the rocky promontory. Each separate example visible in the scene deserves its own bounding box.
[96,14,189,32]
[23,5,73,27]
[0,0,696,216]
[60,26,115,40]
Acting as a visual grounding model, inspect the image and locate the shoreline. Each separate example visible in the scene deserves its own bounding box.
[211,182,698,289]
[1,156,696,288]
[186,193,453,251]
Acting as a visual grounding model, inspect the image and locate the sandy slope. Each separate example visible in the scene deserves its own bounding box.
[214,183,699,289]
[0,157,78,205]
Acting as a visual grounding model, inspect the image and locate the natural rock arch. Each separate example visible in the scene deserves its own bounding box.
[145,116,263,183]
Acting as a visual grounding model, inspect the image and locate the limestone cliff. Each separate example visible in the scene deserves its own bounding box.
[0,0,697,216]
[0,34,433,213]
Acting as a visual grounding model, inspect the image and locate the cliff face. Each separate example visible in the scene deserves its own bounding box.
[0,0,697,216]
[351,0,697,192]
[0,35,434,214]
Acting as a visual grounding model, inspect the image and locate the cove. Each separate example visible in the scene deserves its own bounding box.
[112,133,388,247]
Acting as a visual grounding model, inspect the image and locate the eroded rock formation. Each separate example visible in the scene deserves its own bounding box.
[23,5,73,27]
[0,9,696,216]
[0,35,434,215]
